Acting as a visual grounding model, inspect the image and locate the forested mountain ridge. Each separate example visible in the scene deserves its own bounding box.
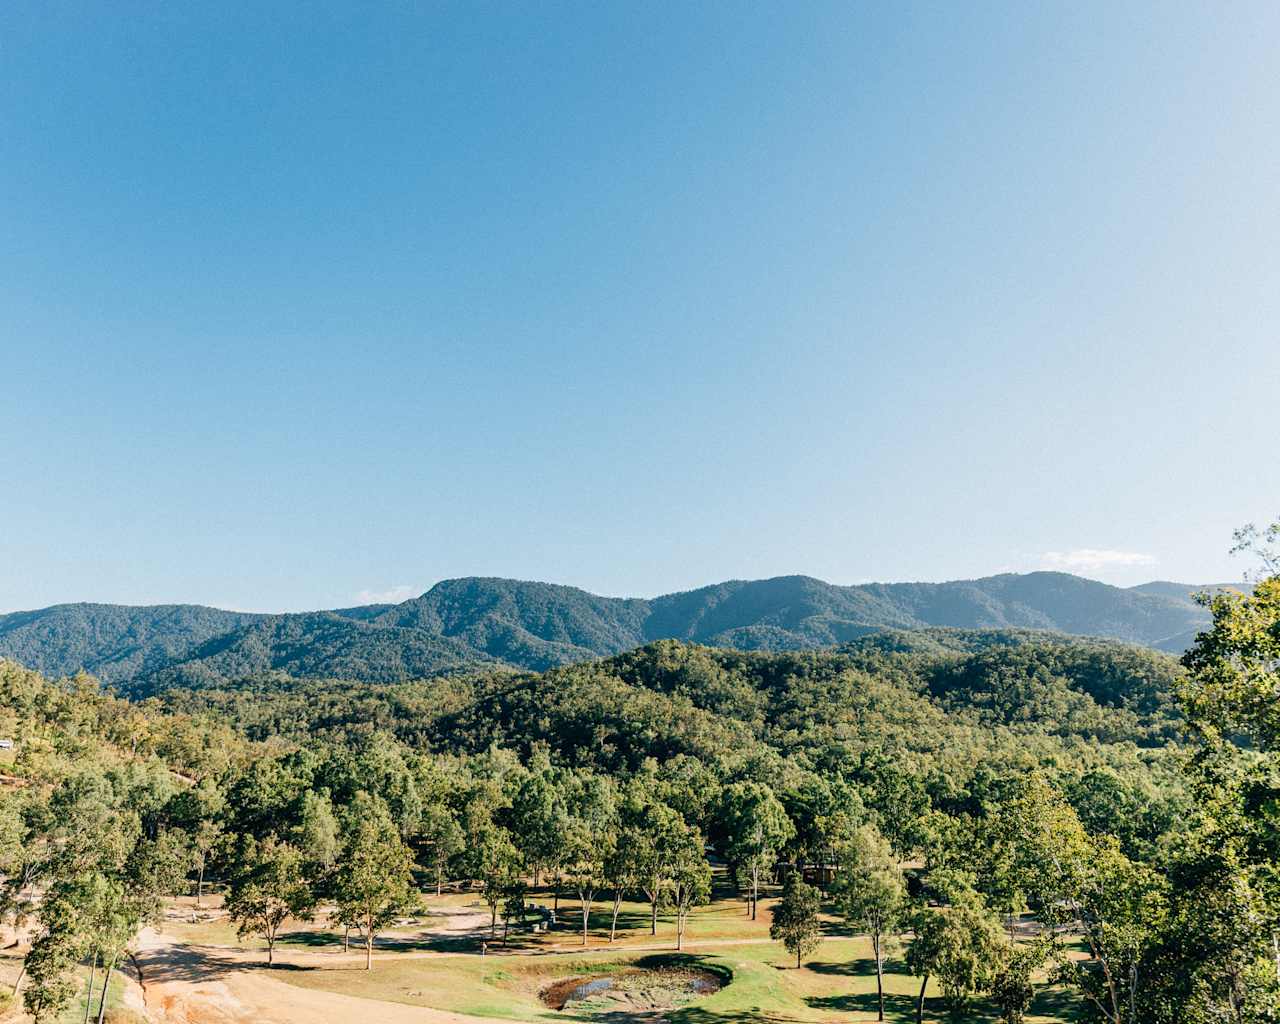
[134,612,498,693]
[0,601,259,684]
[0,571,1236,689]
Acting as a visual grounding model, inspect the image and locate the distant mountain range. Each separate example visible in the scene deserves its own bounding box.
[0,573,1244,691]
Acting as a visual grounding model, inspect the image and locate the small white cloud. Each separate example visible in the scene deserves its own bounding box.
[1041,549,1158,574]
[353,584,417,606]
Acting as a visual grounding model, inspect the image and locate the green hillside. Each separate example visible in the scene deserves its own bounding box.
[0,602,258,683]
[0,572,1228,690]
[130,612,496,695]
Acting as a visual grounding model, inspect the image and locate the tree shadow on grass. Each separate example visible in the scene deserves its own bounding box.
[279,929,346,948]
[378,933,482,953]
[247,961,311,972]
[602,908,657,933]
[668,1009,795,1024]
[803,957,877,978]
[135,946,315,986]
[1031,985,1083,1020]
[805,991,921,1022]
[278,926,512,955]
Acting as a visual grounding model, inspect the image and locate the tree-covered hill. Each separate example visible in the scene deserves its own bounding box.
[372,576,652,668]
[0,571,1235,689]
[0,602,258,684]
[131,612,497,695]
[153,631,1188,763]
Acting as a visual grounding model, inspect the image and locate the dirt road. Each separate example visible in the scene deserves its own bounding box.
[132,930,526,1024]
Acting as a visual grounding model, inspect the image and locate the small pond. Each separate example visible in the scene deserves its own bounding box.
[541,967,723,1012]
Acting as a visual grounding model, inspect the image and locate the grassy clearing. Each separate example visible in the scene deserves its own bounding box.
[172,873,1081,1022]
[273,936,1080,1023]
[260,881,1081,1023]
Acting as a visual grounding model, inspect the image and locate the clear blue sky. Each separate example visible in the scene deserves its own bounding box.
[2,3,1278,613]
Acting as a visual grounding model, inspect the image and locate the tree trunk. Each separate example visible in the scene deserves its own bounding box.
[96,959,115,1024]
[344,925,350,953]
[83,955,96,1024]
[751,864,758,920]
[874,931,885,1022]
[915,973,929,1024]
[365,933,373,971]
[197,861,206,908]
[797,949,802,969]
[267,934,275,965]
[581,898,591,946]
[610,892,623,942]
[650,893,658,935]
[436,868,443,897]
[11,962,25,998]
[676,912,684,951]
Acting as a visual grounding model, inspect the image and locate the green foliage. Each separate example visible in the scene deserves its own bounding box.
[769,875,824,967]
[716,781,794,918]
[133,613,492,695]
[225,837,315,963]
[560,771,619,943]
[294,790,340,873]
[418,802,464,894]
[1181,575,1280,747]
[1145,536,1280,1024]
[669,826,712,951]
[905,898,1006,1017]
[834,823,907,1021]
[928,639,1184,742]
[509,764,569,884]
[331,795,414,969]
[989,944,1045,1024]
[467,822,520,937]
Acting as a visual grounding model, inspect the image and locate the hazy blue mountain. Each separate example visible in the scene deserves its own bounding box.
[1127,580,1250,602]
[1123,580,1250,651]
[0,571,1225,688]
[641,572,1214,652]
